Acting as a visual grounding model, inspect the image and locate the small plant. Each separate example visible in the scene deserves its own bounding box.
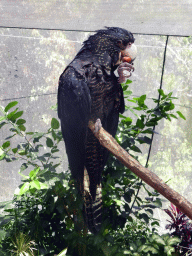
[9,232,36,256]
[165,203,192,255]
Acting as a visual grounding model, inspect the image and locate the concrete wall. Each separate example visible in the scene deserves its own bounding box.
[0,0,191,36]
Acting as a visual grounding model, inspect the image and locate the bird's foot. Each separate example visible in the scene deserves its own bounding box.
[94,118,102,133]
[118,62,134,83]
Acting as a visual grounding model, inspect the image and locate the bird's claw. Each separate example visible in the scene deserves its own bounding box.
[94,118,102,133]
[118,62,134,83]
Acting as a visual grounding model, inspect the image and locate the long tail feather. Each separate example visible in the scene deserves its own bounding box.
[83,168,102,233]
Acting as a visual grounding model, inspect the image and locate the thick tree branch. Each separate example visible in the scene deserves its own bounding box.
[88,121,192,220]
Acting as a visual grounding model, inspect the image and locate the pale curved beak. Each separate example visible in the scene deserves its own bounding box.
[121,43,137,63]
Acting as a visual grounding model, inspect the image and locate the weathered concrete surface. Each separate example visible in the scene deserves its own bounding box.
[0,0,192,36]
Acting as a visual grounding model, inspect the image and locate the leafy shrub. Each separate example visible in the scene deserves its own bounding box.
[165,203,192,255]
[0,84,184,255]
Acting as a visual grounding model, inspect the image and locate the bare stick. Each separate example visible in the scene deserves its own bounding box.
[88,121,192,220]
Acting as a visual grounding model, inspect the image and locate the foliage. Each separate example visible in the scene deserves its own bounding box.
[118,80,185,155]
[0,86,184,255]
[165,203,192,255]
[9,232,36,256]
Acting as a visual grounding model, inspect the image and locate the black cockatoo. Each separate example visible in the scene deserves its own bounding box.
[58,27,136,233]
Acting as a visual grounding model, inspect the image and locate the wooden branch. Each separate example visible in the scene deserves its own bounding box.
[88,121,192,220]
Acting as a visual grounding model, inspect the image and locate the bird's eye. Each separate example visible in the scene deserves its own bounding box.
[117,40,122,45]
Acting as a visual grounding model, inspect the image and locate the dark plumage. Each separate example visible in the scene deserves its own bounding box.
[58,27,135,233]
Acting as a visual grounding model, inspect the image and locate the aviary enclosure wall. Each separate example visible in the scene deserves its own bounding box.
[0,0,192,233]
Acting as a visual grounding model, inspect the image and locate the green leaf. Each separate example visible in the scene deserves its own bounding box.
[151,221,160,227]
[5,134,16,140]
[167,92,173,97]
[164,246,175,256]
[39,182,48,189]
[18,150,26,155]
[153,198,162,207]
[18,124,26,131]
[0,121,6,129]
[10,111,23,121]
[164,102,174,111]
[4,101,18,112]
[136,118,145,129]
[51,148,59,153]
[9,127,20,134]
[0,147,5,160]
[32,132,44,143]
[158,89,165,97]
[51,129,57,140]
[142,245,158,254]
[46,137,54,147]
[51,118,60,129]
[0,116,6,122]
[141,129,153,134]
[2,141,10,149]
[138,136,152,145]
[125,79,132,84]
[114,199,123,206]
[130,145,142,153]
[177,111,186,120]
[12,148,18,153]
[18,171,29,179]
[119,114,126,119]
[139,213,149,223]
[42,153,51,157]
[7,109,18,120]
[32,132,44,138]
[122,85,128,91]
[124,193,131,203]
[170,114,178,119]
[127,99,137,103]
[166,236,181,246]
[30,180,41,190]
[122,117,132,126]
[20,163,28,172]
[138,95,146,106]
[124,90,132,96]
[16,119,26,125]
[29,167,40,180]
[146,121,157,127]
[57,248,68,256]
[133,106,142,111]
[19,182,30,195]
[0,229,7,241]
[151,234,165,245]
